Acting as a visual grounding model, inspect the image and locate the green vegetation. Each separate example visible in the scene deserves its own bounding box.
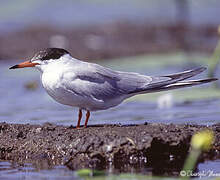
[181,130,215,179]
[208,26,220,80]
[100,52,209,71]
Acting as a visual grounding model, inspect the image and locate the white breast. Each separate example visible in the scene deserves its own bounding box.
[41,64,68,104]
[39,60,101,110]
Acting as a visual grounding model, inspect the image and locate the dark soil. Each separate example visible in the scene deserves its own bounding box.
[0,22,218,61]
[0,122,219,176]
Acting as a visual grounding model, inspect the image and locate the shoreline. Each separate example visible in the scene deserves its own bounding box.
[0,23,218,61]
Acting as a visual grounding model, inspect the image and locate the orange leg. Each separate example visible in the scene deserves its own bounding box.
[76,109,82,128]
[84,110,90,128]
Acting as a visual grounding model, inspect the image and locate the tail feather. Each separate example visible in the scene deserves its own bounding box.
[156,78,218,91]
[128,67,217,94]
[146,67,206,89]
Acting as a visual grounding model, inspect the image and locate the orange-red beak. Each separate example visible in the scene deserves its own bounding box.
[9,61,39,69]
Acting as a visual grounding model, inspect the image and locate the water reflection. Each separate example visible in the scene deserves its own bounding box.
[0,161,78,180]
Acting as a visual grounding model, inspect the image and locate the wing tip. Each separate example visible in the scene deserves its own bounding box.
[185,66,207,74]
[203,78,218,83]
[195,66,207,73]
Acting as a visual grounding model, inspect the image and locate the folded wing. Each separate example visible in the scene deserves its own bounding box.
[63,64,217,102]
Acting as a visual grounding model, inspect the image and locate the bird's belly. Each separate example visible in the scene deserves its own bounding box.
[42,82,86,108]
[45,86,81,107]
[44,86,124,111]
[41,73,80,107]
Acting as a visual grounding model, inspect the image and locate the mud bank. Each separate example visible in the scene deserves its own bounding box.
[0,122,219,175]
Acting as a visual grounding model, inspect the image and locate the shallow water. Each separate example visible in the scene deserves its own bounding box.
[0,160,219,180]
[1,55,220,179]
[0,161,79,180]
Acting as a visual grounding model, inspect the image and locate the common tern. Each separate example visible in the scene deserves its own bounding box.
[9,48,217,128]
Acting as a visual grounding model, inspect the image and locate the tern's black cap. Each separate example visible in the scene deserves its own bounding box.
[31,48,70,61]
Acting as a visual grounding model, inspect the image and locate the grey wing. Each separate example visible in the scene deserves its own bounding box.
[63,63,208,101]
[63,63,154,102]
[82,66,209,96]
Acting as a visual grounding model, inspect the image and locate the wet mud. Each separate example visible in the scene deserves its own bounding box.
[0,122,219,175]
